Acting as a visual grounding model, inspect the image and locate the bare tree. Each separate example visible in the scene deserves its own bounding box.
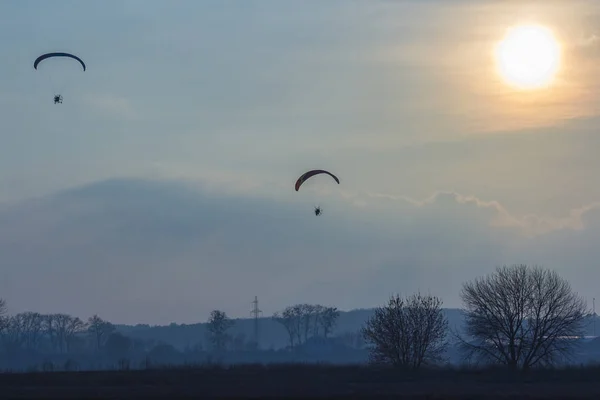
[2,314,26,352]
[459,264,588,370]
[87,315,115,351]
[65,316,87,353]
[42,314,58,352]
[273,304,314,348]
[206,310,234,353]
[0,312,48,353]
[0,298,7,328]
[319,306,340,338]
[274,303,340,349]
[0,299,10,350]
[53,314,69,353]
[19,312,44,350]
[362,293,448,370]
[273,307,299,349]
[300,304,315,343]
[52,314,86,354]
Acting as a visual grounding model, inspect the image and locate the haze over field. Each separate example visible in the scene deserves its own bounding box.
[1,0,600,325]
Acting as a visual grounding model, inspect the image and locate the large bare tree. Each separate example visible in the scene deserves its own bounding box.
[459,264,588,370]
[362,293,448,369]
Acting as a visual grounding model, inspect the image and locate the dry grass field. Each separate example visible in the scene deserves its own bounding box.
[2,364,600,399]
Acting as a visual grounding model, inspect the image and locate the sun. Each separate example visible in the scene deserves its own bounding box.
[494,24,561,90]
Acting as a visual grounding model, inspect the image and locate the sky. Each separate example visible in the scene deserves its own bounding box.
[2,0,600,325]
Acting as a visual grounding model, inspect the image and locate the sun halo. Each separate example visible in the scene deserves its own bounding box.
[494,24,561,90]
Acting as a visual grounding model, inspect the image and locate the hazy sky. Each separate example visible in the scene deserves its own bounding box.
[2,0,600,325]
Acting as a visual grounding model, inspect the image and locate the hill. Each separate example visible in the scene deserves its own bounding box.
[114,308,466,350]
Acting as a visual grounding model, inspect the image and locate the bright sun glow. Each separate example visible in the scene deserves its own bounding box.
[494,24,561,90]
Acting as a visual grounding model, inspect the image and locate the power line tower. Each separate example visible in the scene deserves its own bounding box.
[250,296,262,347]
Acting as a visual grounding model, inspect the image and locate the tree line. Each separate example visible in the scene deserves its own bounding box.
[0,264,592,371]
[0,299,355,370]
[201,304,343,356]
[194,264,592,371]
[0,304,118,356]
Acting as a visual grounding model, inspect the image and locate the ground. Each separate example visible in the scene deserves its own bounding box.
[2,364,600,399]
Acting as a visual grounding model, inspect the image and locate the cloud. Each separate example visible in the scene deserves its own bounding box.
[360,191,600,237]
[0,178,379,323]
[2,177,600,325]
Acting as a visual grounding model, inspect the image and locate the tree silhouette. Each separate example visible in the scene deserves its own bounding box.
[459,264,588,370]
[206,310,234,353]
[362,292,448,369]
[87,315,115,351]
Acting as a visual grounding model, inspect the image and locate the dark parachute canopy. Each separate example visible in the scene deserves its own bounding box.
[34,52,86,71]
[295,169,340,191]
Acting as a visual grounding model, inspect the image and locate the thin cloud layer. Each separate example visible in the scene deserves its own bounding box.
[0,178,599,325]
[361,191,600,237]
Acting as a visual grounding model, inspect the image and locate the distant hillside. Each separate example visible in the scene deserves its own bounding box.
[115,307,600,351]
[115,308,467,350]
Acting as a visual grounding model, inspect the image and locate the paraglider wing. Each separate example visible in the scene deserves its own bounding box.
[34,52,86,71]
[295,169,340,191]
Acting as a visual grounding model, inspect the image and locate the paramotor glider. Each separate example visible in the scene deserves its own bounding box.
[294,169,340,191]
[34,52,86,71]
[34,52,86,104]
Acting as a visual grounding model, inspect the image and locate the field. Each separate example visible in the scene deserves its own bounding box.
[2,364,600,399]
